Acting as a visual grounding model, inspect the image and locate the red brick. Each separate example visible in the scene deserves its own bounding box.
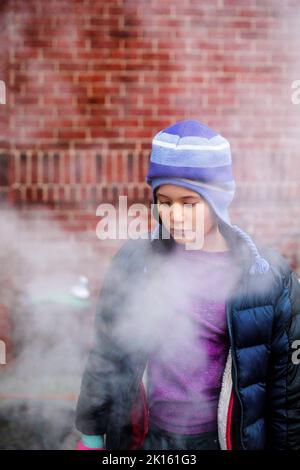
[58,131,87,140]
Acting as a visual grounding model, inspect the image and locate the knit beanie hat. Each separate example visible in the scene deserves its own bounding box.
[145,119,270,276]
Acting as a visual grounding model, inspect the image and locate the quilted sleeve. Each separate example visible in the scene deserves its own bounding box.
[266,270,300,449]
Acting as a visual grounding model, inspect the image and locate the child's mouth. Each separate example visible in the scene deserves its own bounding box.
[172,228,194,237]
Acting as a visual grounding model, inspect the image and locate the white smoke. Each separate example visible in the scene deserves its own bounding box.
[0,205,110,449]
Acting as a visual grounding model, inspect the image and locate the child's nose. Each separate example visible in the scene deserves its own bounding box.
[171,202,185,224]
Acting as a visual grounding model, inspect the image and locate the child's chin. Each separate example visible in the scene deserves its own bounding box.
[173,233,196,244]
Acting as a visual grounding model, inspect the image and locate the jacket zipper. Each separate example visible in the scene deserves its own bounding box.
[226,299,246,450]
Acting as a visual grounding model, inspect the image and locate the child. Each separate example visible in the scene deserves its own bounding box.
[75,119,300,450]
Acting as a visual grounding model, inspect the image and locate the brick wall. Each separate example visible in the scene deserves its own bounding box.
[0,1,9,205]
[0,0,299,272]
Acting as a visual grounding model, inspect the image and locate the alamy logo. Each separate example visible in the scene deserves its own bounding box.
[291,80,300,104]
[0,80,5,105]
[291,340,300,365]
[95,196,205,250]
[0,340,6,365]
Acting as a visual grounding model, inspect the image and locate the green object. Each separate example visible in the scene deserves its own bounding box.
[30,292,91,308]
[82,433,104,448]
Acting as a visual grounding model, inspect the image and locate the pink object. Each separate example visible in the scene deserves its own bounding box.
[76,440,105,451]
[226,390,234,451]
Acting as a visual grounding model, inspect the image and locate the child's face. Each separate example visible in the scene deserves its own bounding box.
[156,184,218,245]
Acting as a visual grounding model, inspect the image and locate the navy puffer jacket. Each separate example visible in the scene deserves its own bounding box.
[75,222,300,450]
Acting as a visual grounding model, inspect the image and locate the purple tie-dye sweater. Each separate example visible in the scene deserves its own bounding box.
[147,241,239,435]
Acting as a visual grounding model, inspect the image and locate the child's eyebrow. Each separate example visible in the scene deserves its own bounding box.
[157,192,200,201]
[181,196,201,200]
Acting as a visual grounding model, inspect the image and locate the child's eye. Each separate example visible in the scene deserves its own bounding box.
[158,201,198,207]
[158,200,172,206]
[185,202,198,207]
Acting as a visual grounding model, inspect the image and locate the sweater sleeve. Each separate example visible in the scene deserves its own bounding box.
[75,239,139,436]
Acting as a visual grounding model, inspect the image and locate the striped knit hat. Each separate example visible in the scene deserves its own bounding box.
[146,119,270,275]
